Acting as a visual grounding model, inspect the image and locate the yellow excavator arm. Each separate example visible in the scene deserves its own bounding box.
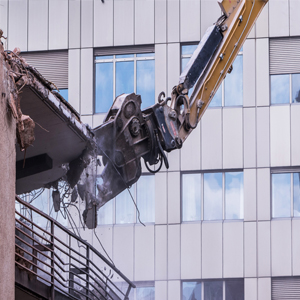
[93,0,269,209]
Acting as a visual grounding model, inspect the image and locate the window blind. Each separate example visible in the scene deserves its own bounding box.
[272,277,300,300]
[21,50,68,89]
[270,37,300,75]
[94,45,154,57]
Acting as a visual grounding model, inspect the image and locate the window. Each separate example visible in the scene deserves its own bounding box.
[95,51,155,113]
[97,175,155,225]
[182,171,244,222]
[181,45,243,106]
[182,279,244,300]
[272,171,300,218]
[127,282,155,300]
[270,73,300,104]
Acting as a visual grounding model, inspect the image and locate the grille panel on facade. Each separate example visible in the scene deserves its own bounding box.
[21,50,68,89]
[94,45,155,56]
[270,37,300,75]
[272,277,300,299]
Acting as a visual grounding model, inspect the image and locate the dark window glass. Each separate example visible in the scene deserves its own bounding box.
[225,280,244,300]
[204,281,223,300]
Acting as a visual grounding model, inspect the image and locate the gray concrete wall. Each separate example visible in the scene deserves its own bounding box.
[0,43,16,300]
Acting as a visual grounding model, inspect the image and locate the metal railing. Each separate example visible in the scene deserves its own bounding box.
[15,195,135,300]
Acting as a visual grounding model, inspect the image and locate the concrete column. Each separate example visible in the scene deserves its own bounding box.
[0,43,16,300]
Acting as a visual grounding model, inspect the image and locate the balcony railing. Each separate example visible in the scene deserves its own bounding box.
[15,195,135,300]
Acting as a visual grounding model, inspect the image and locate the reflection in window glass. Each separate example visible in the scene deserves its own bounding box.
[95,62,113,113]
[182,281,202,300]
[204,173,222,220]
[136,287,155,300]
[225,280,244,300]
[116,61,134,96]
[137,60,155,110]
[271,74,290,104]
[292,74,300,103]
[31,189,49,228]
[116,54,134,59]
[272,173,291,218]
[182,174,201,221]
[182,45,198,56]
[209,85,222,107]
[225,172,244,219]
[116,186,135,224]
[137,53,155,58]
[137,176,155,223]
[204,281,223,300]
[224,55,243,106]
[294,173,300,216]
[59,89,68,101]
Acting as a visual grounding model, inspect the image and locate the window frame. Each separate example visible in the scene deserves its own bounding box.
[94,52,155,114]
[180,43,243,107]
[181,170,244,223]
[97,174,155,226]
[271,168,300,219]
[270,73,300,105]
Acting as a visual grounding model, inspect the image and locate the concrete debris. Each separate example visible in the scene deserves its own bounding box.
[16,114,35,152]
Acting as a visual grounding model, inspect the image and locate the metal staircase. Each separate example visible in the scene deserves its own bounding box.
[15,195,135,300]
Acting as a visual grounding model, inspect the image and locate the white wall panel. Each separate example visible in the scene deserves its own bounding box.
[113,226,134,280]
[94,0,113,47]
[181,223,201,279]
[202,222,222,279]
[290,0,300,36]
[155,44,167,99]
[167,172,180,224]
[80,115,93,127]
[155,281,167,300]
[245,278,257,300]
[243,40,256,107]
[256,2,269,38]
[258,277,271,300]
[244,108,256,168]
[135,0,154,45]
[244,222,257,277]
[69,0,81,49]
[0,0,8,49]
[201,109,222,170]
[167,0,179,43]
[257,168,270,221]
[80,48,93,115]
[257,107,270,167]
[168,225,180,280]
[49,0,68,49]
[223,108,243,169]
[81,0,93,48]
[155,225,167,280]
[168,280,180,300]
[114,0,134,46]
[155,0,167,43]
[134,225,154,281]
[292,219,300,275]
[256,39,269,107]
[93,114,105,128]
[180,0,200,42]
[270,105,290,167]
[8,0,27,51]
[257,221,271,277]
[155,172,167,224]
[167,150,180,172]
[200,0,221,38]
[167,43,180,95]
[271,220,292,276]
[28,0,48,51]
[269,0,289,37]
[291,105,300,166]
[181,125,201,171]
[244,169,256,221]
[223,222,243,278]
